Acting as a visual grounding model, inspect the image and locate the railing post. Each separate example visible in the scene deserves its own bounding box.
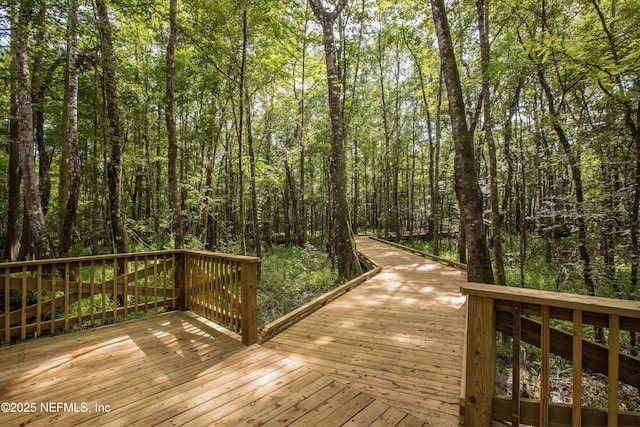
[465,294,496,426]
[240,260,258,345]
[174,251,188,311]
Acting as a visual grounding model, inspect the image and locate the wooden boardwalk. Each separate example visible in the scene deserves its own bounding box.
[264,237,467,425]
[0,237,467,426]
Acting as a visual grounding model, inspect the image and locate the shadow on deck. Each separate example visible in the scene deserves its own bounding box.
[1,237,467,426]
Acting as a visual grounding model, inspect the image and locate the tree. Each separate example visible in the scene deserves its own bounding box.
[96,0,129,254]
[166,0,184,249]
[13,1,52,259]
[59,0,81,258]
[476,0,505,286]
[430,0,493,284]
[309,0,362,280]
[4,19,22,262]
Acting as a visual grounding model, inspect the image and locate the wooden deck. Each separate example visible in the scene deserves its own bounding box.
[264,237,467,425]
[0,237,467,426]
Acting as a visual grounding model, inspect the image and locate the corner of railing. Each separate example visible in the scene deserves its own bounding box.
[172,249,188,311]
[240,258,260,345]
[460,283,496,427]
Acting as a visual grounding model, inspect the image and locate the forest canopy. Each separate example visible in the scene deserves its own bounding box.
[1,0,640,298]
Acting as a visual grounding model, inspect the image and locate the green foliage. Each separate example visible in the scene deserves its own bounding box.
[257,244,338,330]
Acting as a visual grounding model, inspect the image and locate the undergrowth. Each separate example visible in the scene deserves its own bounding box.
[257,243,338,331]
[404,236,640,412]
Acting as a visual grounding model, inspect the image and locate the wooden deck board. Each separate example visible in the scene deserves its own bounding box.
[0,312,434,426]
[264,236,466,425]
[1,236,466,426]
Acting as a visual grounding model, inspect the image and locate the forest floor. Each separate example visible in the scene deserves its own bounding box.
[256,243,338,331]
[400,238,640,413]
[495,342,640,412]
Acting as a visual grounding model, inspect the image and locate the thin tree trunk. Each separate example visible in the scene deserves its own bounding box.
[431,0,493,283]
[59,0,81,258]
[377,32,392,239]
[96,0,129,254]
[433,71,443,255]
[166,0,184,249]
[477,0,505,286]
[5,43,21,261]
[246,85,261,261]
[31,4,52,219]
[236,6,248,255]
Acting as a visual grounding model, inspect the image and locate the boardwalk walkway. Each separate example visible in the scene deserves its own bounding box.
[0,237,468,426]
[264,236,468,425]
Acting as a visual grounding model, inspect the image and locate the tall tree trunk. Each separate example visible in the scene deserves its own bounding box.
[14,3,51,259]
[246,85,261,261]
[96,0,129,254]
[433,71,443,255]
[30,3,52,220]
[377,32,392,239]
[477,0,505,286]
[166,0,183,249]
[59,0,81,258]
[5,42,21,261]
[431,0,493,283]
[309,0,362,280]
[236,5,248,255]
[263,94,275,249]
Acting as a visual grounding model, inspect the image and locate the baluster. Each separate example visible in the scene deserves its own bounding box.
[122,257,129,319]
[112,257,118,321]
[21,265,27,340]
[134,255,139,316]
[540,305,550,426]
[609,314,619,426]
[511,302,521,426]
[51,264,57,334]
[144,256,149,314]
[64,263,70,331]
[4,267,10,342]
[162,254,168,309]
[153,254,158,312]
[101,259,107,323]
[572,309,582,426]
[90,260,95,325]
[36,264,42,337]
[77,261,83,330]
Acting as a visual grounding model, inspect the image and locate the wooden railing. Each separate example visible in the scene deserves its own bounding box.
[369,235,467,270]
[1,250,259,347]
[257,251,381,344]
[182,250,259,345]
[461,284,640,426]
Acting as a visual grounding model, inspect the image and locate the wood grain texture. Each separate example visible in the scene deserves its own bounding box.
[0,311,428,426]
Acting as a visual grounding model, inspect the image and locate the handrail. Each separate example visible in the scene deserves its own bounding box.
[461,283,640,427]
[1,250,260,346]
[257,252,381,344]
[1,252,177,344]
[368,235,467,270]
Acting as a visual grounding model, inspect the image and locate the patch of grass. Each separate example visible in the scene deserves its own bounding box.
[257,244,338,331]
